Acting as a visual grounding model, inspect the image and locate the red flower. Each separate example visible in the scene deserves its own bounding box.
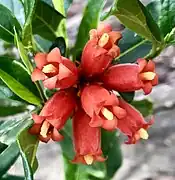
[31,48,78,89]
[72,107,105,165]
[137,59,158,94]
[117,97,154,144]
[81,23,121,77]
[81,84,126,130]
[102,60,158,95]
[29,89,76,142]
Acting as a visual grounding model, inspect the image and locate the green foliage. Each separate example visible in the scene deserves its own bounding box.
[131,99,153,117]
[1,174,24,180]
[0,57,41,105]
[0,142,19,178]
[74,0,105,59]
[32,1,64,42]
[119,91,135,103]
[0,4,21,43]
[64,0,73,13]
[0,99,28,116]
[17,129,39,180]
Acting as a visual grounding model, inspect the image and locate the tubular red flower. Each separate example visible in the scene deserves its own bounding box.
[102,63,143,92]
[31,48,78,89]
[117,97,154,144]
[137,59,158,94]
[81,23,121,77]
[29,89,77,143]
[102,60,158,95]
[81,84,126,130]
[72,107,105,165]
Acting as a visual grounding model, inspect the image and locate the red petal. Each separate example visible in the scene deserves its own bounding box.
[34,53,47,69]
[143,60,155,72]
[112,106,127,119]
[51,128,64,141]
[102,119,117,131]
[152,74,159,86]
[39,134,51,143]
[102,64,143,92]
[143,82,153,95]
[89,113,103,127]
[107,45,120,58]
[58,63,73,80]
[97,23,112,36]
[137,58,147,73]
[31,68,46,82]
[43,76,58,89]
[29,124,41,135]
[32,114,45,124]
[47,48,62,63]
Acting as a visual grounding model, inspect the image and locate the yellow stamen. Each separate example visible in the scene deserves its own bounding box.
[40,121,50,138]
[101,107,114,120]
[84,155,94,165]
[42,64,57,73]
[138,128,149,140]
[98,33,110,47]
[140,72,156,81]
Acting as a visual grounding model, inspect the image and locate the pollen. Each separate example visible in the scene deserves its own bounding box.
[84,155,94,165]
[138,128,149,140]
[140,72,156,81]
[40,121,50,138]
[98,33,110,47]
[101,107,114,120]
[42,64,58,74]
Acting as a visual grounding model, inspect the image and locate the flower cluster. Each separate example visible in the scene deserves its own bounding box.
[30,23,158,165]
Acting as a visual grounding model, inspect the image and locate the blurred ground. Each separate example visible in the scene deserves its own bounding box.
[8,0,175,180]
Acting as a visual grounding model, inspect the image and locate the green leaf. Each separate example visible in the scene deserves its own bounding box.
[0,142,8,153]
[1,174,24,180]
[103,0,162,44]
[14,29,34,73]
[131,99,153,117]
[0,115,33,145]
[0,99,29,116]
[0,142,19,178]
[49,37,66,56]
[119,91,135,103]
[159,0,175,36]
[101,130,122,179]
[22,0,37,46]
[74,0,105,58]
[0,4,21,43]
[117,29,152,63]
[0,0,25,26]
[0,56,41,105]
[0,69,41,106]
[32,1,64,41]
[17,129,39,179]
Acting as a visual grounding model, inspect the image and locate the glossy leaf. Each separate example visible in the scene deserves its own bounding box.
[102,0,162,44]
[32,1,64,41]
[119,91,135,103]
[159,0,175,36]
[0,4,21,43]
[101,130,122,179]
[0,0,25,26]
[0,142,8,153]
[0,116,33,145]
[0,56,41,105]
[0,69,41,106]
[0,99,28,116]
[22,0,37,46]
[14,29,34,73]
[117,29,152,63]
[131,99,153,117]
[49,37,66,56]
[17,129,39,179]
[74,0,105,58]
[0,142,19,178]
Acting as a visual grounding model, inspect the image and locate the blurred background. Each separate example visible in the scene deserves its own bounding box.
[2,0,175,179]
